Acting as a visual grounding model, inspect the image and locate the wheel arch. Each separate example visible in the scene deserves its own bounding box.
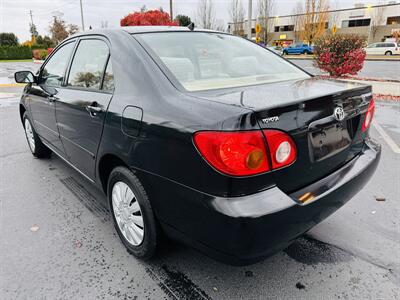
[19,104,27,123]
[97,153,129,194]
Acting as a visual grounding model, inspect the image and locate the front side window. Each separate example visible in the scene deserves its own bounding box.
[68,39,109,90]
[41,42,75,87]
[136,32,309,92]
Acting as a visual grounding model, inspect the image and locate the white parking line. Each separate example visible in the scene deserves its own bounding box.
[372,122,400,154]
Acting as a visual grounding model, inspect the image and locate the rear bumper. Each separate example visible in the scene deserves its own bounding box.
[151,139,381,265]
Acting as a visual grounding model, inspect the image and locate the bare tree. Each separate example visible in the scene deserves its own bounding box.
[215,19,226,32]
[229,0,245,36]
[257,0,274,44]
[328,0,339,31]
[291,1,303,43]
[299,0,329,45]
[49,15,79,44]
[67,24,79,35]
[101,20,108,28]
[369,1,385,43]
[196,0,216,29]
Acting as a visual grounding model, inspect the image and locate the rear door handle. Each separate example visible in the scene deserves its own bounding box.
[86,103,103,116]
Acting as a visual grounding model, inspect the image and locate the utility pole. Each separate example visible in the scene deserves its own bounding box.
[29,10,37,39]
[29,10,34,27]
[79,0,85,31]
[247,0,252,39]
[169,0,173,21]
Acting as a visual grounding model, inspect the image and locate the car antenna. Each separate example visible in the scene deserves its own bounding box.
[188,23,195,31]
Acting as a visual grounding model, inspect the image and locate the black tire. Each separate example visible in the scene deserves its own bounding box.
[22,112,52,158]
[283,51,288,55]
[385,51,392,56]
[108,166,159,259]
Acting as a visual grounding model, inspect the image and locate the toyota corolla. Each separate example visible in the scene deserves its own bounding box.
[15,27,380,265]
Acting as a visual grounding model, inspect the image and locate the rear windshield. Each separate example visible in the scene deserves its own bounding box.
[136,32,309,91]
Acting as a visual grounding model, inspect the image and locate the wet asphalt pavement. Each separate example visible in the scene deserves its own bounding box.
[1,62,399,299]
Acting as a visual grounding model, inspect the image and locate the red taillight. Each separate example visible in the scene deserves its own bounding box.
[193,131,269,176]
[263,130,297,169]
[362,98,375,132]
[193,130,297,176]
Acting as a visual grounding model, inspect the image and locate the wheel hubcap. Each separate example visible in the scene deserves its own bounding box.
[24,119,35,152]
[111,181,144,246]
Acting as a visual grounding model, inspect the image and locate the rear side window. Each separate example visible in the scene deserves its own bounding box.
[41,42,75,87]
[68,39,109,90]
[137,32,309,91]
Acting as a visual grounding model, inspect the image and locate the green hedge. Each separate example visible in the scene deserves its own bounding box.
[0,45,32,59]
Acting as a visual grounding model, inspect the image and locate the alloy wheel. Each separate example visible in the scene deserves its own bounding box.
[111,181,144,246]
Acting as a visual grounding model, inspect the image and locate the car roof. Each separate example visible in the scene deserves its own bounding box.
[69,26,224,38]
[122,26,213,34]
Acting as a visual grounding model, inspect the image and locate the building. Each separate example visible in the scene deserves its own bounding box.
[228,2,400,46]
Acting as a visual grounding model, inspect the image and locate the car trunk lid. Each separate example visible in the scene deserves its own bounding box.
[194,77,372,192]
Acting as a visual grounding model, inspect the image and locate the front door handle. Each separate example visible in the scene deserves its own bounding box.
[86,103,103,116]
[48,95,58,103]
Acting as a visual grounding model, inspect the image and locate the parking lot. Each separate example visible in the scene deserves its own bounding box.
[1,62,399,299]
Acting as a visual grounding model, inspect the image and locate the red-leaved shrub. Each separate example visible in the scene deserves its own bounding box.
[120,10,178,26]
[32,49,48,60]
[314,34,367,77]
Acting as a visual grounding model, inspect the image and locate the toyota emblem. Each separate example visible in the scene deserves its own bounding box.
[333,107,345,121]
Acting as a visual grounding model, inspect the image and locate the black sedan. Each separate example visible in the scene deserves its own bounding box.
[15,27,380,265]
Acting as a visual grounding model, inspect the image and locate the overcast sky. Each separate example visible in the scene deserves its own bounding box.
[1,0,385,42]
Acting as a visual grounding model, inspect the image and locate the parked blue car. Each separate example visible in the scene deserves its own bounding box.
[283,43,313,55]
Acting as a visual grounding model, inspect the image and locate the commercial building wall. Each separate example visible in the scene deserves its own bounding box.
[228,2,400,45]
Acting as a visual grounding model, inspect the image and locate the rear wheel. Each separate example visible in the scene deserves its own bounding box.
[385,51,392,56]
[108,166,159,259]
[23,112,51,158]
[283,51,288,55]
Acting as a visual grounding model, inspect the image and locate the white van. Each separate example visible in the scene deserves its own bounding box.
[365,42,400,55]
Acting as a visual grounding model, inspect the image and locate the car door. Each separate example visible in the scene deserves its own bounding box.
[287,44,295,54]
[376,43,386,55]
[55,37,114,180]
[365,43,376,55]
[294,44,302,54]
[29,41,76,153]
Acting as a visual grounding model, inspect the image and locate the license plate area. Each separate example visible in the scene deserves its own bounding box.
[309,121,352,162]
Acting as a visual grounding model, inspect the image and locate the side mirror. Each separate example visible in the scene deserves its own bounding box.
[14,71,36,84]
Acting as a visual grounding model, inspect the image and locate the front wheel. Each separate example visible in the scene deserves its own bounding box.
[23,112,51,158]
[283,51,288,55]
[108,166,159,259]
[385,51,392,56]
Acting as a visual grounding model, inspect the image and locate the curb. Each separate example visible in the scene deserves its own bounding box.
[373,94,400,101]
[339,79,399,97]
[0,83,25,87]
[316,75,400,98]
